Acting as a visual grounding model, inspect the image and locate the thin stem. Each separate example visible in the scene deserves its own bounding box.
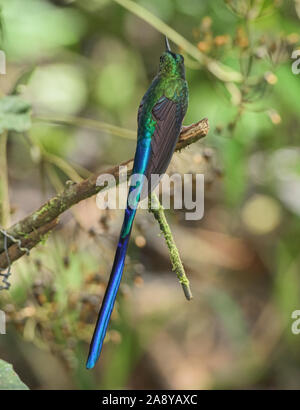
[148,192,193,301]
[113,0,242,83]
[34,115,136,140]
[0,131,10,227]
[45,164,64,192]
[27,132,84,183]
[43,152,83,183]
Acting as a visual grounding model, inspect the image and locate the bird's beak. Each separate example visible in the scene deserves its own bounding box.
[165,36,171,52]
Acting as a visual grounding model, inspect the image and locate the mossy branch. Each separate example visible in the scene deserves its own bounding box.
[148,193,193,301]
[0,220,58,271]
[0,118,209,269]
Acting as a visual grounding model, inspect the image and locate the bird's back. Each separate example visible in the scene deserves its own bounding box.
[137,74,188,194]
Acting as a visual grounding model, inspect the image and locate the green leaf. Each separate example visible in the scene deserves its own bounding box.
[0,95,31,133]
[0,359,29,390]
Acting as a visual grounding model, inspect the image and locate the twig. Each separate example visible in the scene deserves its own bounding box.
[0,118,209,265]
[0,228,30,255]
[0,219,58,270]
[148,193,192,301]
[0,227,30,289]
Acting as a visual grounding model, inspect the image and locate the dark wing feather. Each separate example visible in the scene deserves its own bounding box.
[144,97,184,193]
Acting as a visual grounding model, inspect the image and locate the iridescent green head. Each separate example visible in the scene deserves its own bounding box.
[158,37,185,79]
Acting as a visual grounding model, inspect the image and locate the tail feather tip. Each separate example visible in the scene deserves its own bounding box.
[86,356,96,370]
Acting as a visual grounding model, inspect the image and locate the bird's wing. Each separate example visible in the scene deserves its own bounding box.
[144,96,185,189]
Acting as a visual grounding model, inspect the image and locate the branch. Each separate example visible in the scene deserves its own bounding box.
[0,118,209,267]
[0,219,58,270]
[148,193,193,301]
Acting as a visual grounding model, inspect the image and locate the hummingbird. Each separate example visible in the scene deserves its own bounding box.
[86,37,189,369]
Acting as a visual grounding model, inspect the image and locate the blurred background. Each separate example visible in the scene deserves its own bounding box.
[0,0,300,390]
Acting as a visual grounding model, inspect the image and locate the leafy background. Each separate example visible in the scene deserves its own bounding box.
[0,0,300,389]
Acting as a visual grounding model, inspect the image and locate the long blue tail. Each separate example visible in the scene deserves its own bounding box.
[86,207,136,369]
[86,127,152,369]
